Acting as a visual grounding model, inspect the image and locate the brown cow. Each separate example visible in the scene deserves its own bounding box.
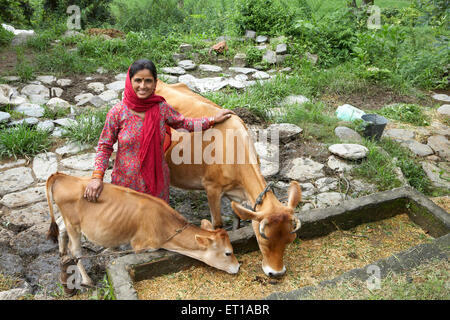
[46,173,240,287]
[156,80,302,277]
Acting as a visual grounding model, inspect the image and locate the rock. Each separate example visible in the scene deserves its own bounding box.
[420,161,450,188]
[334,126,363,143]
[305,52,318,64]
[53,118,77,127]
[2,76,20,82]
[179,75,228,93]
[3,202,52,230]
[25,253,62,295]
[36,120,54,133]
[0,167,35,196]
[350,179,377,194]
[115,73,128,81]
[161,67,186,75]
[96,67,107,74]
[87,82,105,93]
[255,44,267,51]
[229,67,257,74]
[276,43,287,54]
[235,74,248,82]
[226,78,247,90]
[60,153,97,171]
[0,159,26,170]
[233,53,247,67]
[10,223,58,256]
[106,81,125,92]
[33,152,58,181]
[36,75,56,85]
[383,128,416,141]
[328,144,369,160]
[172,53,186,62]
[11,32,35,46]
[262,50,277,64]
[55,142,92,156]
[179,43,193,52]
[63,30,83,38]
[50,87,63,98]
[281,158,325,181]
[256,35,268,43]
[0,186,46,208]
[298,183,317,198]
[315,177,339,193]
[0,286,31,300]
[276,54,291,64]
[244,30,256,40]
[316,192,344,208]
[0,111,11,123]
[427,135,450,160]
[26,95,46,105]
[429,121,450,136]
[0,253,25,276]
[56,79,72,87]
[437,104,450,117]
[282,95,310,106]
[75,92,94,106]
[46,97,70,110]
[254,141,279,160]
[432,93,450,103]
[252,71,270,80]
[178,60,197,71]
[9,117,39,126]
[259,158,279,178]
[199,64,223,73]
[267,123,302,143]
[400,140,434,157]
[21,84,48,97]
[159,74,178,84]
[327,155,355,172]
[89,96,105,107]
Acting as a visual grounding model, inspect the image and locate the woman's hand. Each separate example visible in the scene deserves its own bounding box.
[84,178,104,202]
[213,109,235,124]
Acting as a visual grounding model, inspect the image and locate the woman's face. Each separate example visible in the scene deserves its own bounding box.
[131,69,156,99]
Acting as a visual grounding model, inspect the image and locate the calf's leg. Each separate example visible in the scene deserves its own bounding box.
[66,224,94,288]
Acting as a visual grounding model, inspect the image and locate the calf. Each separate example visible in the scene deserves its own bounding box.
[46,173,240,288]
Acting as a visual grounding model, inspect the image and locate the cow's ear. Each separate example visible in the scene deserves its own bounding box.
[231,202,259,221]
[201,219,214,231]
[287,181,302,209]
[195,234,213,249]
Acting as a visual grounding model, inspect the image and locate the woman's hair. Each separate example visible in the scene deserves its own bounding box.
[129,59,157,80]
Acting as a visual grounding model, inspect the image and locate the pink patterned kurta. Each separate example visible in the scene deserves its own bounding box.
[94,101,213,203]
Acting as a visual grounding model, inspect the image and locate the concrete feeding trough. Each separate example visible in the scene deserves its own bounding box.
[106,186,449,300]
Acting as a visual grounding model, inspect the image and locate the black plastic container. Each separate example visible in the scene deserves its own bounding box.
[361,114,388,140]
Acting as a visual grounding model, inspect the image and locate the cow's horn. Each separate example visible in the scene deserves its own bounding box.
[291,216,301,234]
[259,218,269,240]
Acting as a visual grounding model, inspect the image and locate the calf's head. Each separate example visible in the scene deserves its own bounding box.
[195,219,240,274]
[231,181,302,277]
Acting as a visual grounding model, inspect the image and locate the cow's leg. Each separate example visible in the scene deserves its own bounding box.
[66,225,94,288]
[203,183,224,229]
[56,216,68,256]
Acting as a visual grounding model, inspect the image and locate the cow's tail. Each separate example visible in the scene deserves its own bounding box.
[46,172,60,243]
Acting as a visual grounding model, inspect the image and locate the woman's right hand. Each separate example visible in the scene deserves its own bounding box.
[84,178,104,202]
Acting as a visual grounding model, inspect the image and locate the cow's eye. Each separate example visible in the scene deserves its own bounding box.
[225,252,232,257]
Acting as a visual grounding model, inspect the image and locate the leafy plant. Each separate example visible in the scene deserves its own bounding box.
[62,107,109,145]
[0,124,52,159]
[0,24,14,47]
[377,103,430,126]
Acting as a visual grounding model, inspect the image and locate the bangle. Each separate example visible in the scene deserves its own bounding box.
[209,116,215,126]
[92,170,104,180]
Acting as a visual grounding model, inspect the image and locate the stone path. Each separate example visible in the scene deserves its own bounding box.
[1,33,450,299]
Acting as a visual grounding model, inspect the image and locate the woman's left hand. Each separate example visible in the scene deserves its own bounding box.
[214,109,235,124]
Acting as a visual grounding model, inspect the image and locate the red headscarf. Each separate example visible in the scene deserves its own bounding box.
[123,67,167,197]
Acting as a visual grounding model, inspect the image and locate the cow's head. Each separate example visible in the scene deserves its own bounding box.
[231,181,302,277]
[195,219,240,274]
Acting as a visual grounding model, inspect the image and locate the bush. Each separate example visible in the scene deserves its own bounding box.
[0,0,34,28]
[0,24,14,47]
[62,107,110,145]
[234,0,295,36]
[377,103,431,126]
[0,124,52,159]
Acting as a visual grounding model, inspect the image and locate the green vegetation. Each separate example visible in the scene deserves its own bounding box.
[304,259,449,300]
[377,103,431,126]
[62,107,109,145]
[0,124,52,159]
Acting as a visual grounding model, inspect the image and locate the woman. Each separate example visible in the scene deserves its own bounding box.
[84,59,234,203]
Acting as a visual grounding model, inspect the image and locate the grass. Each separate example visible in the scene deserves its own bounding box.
[304,258,449,300]
[61,107,110,146]
[376,103,431,126]
[0,124,52,159]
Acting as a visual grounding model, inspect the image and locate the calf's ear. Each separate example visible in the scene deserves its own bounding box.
[287,181,302,209]
[195,234,213,249]
[201,219,214,231]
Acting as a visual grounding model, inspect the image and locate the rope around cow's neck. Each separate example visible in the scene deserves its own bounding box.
[70,222,193,261]
[253,181,276,211]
